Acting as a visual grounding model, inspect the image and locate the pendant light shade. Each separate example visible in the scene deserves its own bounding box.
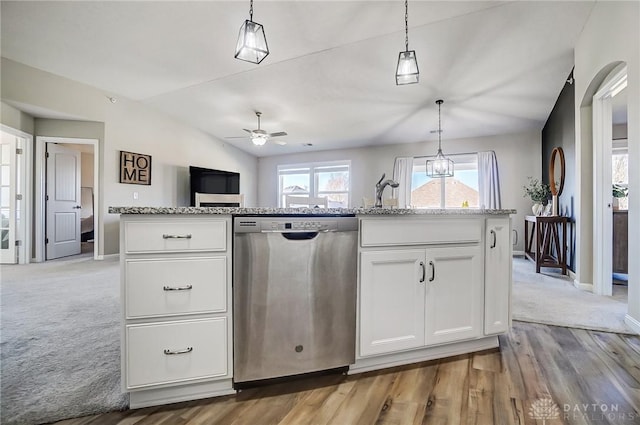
[235,0,269,64]
[396,50,419,85]
[426,100,454,178]
[396,0,419,85]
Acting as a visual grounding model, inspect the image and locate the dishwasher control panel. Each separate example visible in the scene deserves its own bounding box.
[234,216,357,233]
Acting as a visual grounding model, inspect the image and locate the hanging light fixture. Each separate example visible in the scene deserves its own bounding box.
[396,0,419,85]
[235,0,269,64]
[426,100,454,177]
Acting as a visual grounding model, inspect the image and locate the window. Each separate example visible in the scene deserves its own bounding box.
[278,161,351,207]
[613,143,628,210]
[410,154,479,208]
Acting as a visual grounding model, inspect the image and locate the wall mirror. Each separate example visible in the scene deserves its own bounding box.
[549,147,565,196]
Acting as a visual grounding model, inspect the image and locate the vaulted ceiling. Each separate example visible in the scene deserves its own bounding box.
[1,1,594,156]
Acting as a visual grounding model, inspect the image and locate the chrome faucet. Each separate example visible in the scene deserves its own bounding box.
[374,173,399,208]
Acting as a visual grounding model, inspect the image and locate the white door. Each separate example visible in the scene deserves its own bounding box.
[46,143,81,259]
[484,218,512,335]
[0,132,17,264]
[424,245,483,346]
[359,249,426,357]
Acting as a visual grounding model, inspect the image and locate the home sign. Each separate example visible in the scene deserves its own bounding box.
[120,151,151,185]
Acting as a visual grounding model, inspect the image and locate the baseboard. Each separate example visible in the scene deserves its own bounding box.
[573,279,593,292]
[624,314,640,335]
[349,336,499,375]
[512,251,524,257]
[129,379,235,409]
[100,253,119,260]
[568,269,577,281]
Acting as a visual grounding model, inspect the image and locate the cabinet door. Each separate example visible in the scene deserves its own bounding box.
[424,245,483,345]
[360,249,426,357]
[484,218,512,334]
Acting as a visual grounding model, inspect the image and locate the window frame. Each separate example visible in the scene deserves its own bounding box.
[410,153,479,209]
[277,160,351,207]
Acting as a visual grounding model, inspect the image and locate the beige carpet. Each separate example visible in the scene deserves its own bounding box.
[511,257,635,334]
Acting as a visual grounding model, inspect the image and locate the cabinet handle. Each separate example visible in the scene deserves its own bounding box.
[428,261,435,282]
[162,234,192,239]
[419,262,426,283]
[163,284,193,291]
[512,229,518,246]
[163,347,193,355]
[490,230,497,249]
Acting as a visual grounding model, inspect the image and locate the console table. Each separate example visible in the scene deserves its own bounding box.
[524,215,567,274]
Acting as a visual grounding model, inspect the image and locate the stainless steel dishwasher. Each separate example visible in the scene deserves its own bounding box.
[233,215,358,385]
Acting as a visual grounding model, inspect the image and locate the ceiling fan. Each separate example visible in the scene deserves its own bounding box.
[226,112,288,146]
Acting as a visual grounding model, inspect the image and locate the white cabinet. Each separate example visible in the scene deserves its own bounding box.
[424,246,483,345]
[357,215,511,366]
[360,250,426,356]
[120,215,234,408]
[484,217,512,334]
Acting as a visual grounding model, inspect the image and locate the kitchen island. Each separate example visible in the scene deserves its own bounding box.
[110,207,515,408]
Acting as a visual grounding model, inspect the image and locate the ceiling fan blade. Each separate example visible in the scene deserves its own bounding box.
[224,136,249,139]
[242,129,253,133]
[268,131,288,137]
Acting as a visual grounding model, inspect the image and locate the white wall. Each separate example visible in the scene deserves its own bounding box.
[1,58,259,255]
[259,131,541,252]
[574,1,639,325]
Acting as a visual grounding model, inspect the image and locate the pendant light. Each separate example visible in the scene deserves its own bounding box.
[396,0,419,85]
[235,0,269,64]
[426,100,454,177]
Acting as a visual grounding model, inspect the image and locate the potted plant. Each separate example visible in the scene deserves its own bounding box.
[612,184,628,210]
[523,177,551,215]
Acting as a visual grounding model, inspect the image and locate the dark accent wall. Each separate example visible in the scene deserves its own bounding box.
[542,71,576,272]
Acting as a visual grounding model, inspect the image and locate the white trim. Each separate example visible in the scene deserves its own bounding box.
[1,124,33,264]
[573,279,593,292]
[624,314,640,335]
[592,65,627,296]
[512,250,524,257]
[35,136,100,262]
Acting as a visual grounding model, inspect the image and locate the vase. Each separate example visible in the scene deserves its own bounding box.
[532,203,543,216]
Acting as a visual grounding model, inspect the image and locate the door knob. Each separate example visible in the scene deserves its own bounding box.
[72,205,82,209]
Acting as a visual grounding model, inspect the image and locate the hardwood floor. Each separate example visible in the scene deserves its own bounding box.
[53,322,640,425]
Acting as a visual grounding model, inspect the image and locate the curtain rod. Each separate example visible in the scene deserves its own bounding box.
[397,150,495,161]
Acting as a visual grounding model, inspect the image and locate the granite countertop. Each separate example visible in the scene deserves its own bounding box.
[108,206,517,216]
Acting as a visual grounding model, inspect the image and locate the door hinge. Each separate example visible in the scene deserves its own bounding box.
[16,148,23,155]
[45,152,50,158]
[45,238,49,244]
[16,194,22,200]
[46,195,49,201]
[15,240,22,246]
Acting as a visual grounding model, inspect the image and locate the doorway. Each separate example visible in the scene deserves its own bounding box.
[35,137,99,262]
[592,65,627,296]
[0,125,32,264]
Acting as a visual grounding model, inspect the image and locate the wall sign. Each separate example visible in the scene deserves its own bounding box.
[120,151,151,185]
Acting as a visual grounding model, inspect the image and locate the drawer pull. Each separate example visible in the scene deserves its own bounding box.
[163,347,193,355]
[162,234,192,239]
[163,284,193,291]
[490,229,497,248]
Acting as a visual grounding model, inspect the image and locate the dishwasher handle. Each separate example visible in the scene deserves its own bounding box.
[281,231,320,240]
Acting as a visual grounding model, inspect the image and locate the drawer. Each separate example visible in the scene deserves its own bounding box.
[361,218,482,247]
[124,220,227,253]
[126,318,228,389]
[125,257,227,319]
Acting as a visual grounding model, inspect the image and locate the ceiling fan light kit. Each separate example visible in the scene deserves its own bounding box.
[235,0,269,64]
[426,100,454,178]
[396,0,419,85]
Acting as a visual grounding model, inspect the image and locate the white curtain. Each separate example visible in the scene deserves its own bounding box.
[392,157,413,208]
[478,151,502,209]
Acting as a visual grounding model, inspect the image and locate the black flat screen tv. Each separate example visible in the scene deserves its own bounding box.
[189,166,240,206]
